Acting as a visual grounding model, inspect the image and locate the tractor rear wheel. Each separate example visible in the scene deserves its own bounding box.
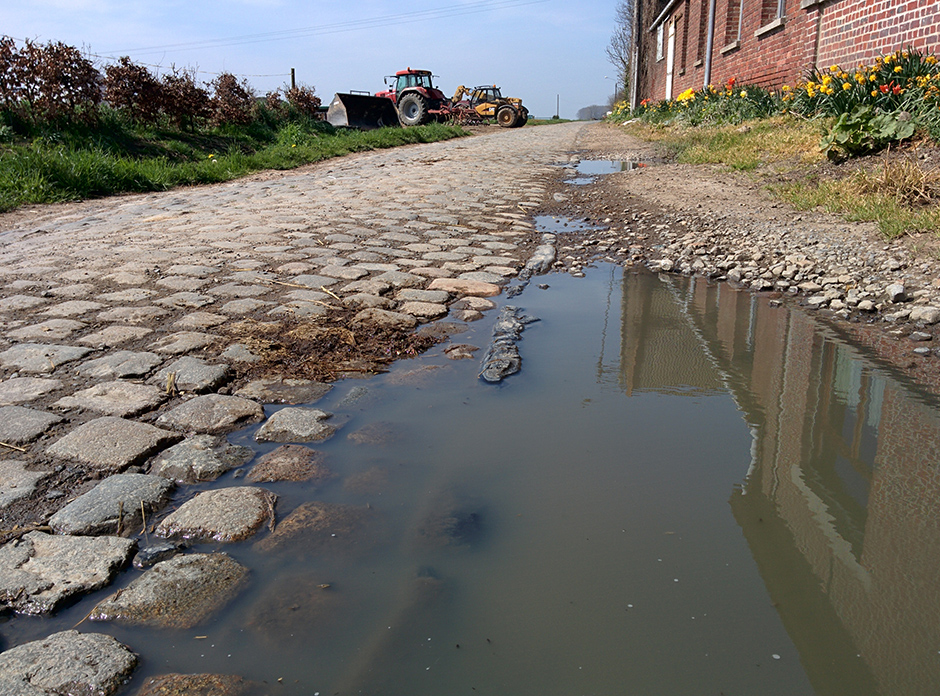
[398,93,428,126]
[496,105,518,128]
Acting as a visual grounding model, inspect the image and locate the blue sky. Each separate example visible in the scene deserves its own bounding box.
[3,0,621,119]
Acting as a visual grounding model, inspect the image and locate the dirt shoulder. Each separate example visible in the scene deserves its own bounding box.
[543,121,940,394]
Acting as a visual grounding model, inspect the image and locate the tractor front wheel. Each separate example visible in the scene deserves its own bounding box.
[496,105,518,128]
[513,110,529,127]
[398,93,428,126]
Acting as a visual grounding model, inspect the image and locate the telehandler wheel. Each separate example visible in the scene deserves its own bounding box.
[513,111,529,127]
[496,105,518,128]
[399,93,428,126]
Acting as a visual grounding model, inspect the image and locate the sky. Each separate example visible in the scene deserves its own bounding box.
[2,0,623,119]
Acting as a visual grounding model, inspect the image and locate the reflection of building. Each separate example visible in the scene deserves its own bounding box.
[618,271,722,395]
[617,270,940,695]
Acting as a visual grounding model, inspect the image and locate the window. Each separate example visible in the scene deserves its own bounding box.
[657,23,665,61]
[723,0,744,50]
[756,0,786,36]
[695,0,709,65]
[680,1,690,73]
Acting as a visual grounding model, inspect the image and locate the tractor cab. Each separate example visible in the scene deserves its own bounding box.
[470,86,502,106]
[377,68,444,106]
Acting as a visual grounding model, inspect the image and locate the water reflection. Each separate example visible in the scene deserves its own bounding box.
[620,272,940,696]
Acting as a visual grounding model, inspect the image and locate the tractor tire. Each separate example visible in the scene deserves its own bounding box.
[496,105,518,128]
[513,110,529,127]
[398,93,428,126]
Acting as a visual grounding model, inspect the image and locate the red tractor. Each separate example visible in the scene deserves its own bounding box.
[375,68,448,126]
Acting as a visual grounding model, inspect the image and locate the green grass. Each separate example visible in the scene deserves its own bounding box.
[773,175,940,239]
[0,117,468,212]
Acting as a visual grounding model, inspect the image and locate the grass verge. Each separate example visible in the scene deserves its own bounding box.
[0,119,468,213]
[621,115,940,239]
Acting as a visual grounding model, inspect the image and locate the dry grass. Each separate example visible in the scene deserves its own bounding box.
[854,153,940,206]
[623,116,823,170]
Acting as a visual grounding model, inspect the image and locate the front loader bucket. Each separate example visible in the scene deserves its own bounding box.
[326,93,401,130]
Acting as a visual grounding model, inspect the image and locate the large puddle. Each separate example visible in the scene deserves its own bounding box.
[6,266,940,695]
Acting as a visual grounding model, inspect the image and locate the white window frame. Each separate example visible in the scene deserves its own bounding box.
[657,23,665,61]
[756,0,787,37]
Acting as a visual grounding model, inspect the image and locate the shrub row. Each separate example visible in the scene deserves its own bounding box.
[0,35,321,133]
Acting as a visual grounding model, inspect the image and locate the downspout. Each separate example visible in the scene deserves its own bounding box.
[703,0,717,88]
[629,0,642,110]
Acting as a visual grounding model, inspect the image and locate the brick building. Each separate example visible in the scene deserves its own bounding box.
[631,0,940,106]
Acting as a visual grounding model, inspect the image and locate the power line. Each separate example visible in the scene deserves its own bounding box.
[102,0,550,56]
[1,35,291,80]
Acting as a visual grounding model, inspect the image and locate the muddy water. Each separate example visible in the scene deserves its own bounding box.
[6,266,940,695]
[565,160,646,184]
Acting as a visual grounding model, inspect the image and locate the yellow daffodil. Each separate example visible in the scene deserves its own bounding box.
[842,82,851,90]
[894,65,903,73]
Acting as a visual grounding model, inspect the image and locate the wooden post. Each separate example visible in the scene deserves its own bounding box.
[291,68,296,90]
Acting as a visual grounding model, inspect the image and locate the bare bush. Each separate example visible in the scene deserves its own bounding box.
[0,37,101,124]
[31,40,102,123]
[104,56,163,123]
[286,85,321,118]
[162,66,210,131]
[0,36,29,117]
[210,72,254,125]
[264,89,285,116]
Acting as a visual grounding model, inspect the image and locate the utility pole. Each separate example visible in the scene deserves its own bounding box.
[555,94,559,120]
[291,68,296,90]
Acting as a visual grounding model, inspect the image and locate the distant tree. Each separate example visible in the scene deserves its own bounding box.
[577,105,609,120]
[606,0,635,102]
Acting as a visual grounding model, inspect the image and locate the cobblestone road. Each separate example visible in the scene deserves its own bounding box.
[0,122,582,465]
[0,122,587,692]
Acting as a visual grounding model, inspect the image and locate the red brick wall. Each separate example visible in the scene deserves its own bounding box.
[817,0,940,70]
[636,0,940,103]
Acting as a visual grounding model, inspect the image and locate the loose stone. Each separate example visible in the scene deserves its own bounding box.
[49,473,174,536]
[247,444,332,483]
[90,552,248,629]
[427,278,502,297]
[132,541,189,569]
[0,406,63,445]
[136,673,254,696]
[149,331,220,355]
[235,378,332,405]
[148,435,253,484]
[910,306,940,325]
[156,395,265,435]
[254,501,377,556]
[0,532,136,614]
[149,356,232,393]
[0,377,63,406]
[254,407,338,443]
[47,417,181,472]
[0,630,137,696]
[0,460,51,509]
[0,343,92,374]
[75,350,163,379]
[398,301,448,320]
[53,381,166,418]
[351,308,418,330]
[155,487,276,542]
